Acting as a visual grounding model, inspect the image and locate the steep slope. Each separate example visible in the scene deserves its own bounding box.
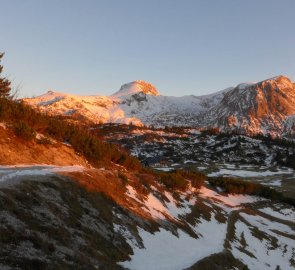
[201,76,295,137]
[0,122,89,167]
[1,165,294,270]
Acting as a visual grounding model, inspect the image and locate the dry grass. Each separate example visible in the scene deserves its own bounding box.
[0,126,88,166]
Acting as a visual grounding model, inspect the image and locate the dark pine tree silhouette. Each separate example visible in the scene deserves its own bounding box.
[0,52,11,98]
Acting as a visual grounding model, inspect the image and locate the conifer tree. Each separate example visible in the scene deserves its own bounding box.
[0,52,11,98]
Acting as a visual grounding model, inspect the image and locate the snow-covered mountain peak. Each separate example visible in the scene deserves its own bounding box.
[31,90,69,106]
[23,75,295,137]
[111,80,160,98]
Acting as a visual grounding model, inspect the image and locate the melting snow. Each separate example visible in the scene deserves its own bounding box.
[154,167,173,172]
[232,215,295,270]
[259,207,295,222]
[0,165,85,183]
[208,168,293,177]
[199,187,260,208]
[143,193,170,219]
[120,217,226,270]
[0,122,7,129]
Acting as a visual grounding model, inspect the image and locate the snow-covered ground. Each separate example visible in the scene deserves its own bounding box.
[0,165,85,185]
[259,206,295,222]
[0,163,294,269]
[120,219,226,270]
[232,213,295,270]
[121,183,295,270]
[208,167,293,177]
[199,186,260,209]
[121,185,228,270]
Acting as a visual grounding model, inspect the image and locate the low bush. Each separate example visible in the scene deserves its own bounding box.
[36,136,52,145]
[208,176,295,207]
[0,97,142,170]
[159,171,188,190]
[13,120,36,141]
[118,172,128,185]
[156,169,206,190]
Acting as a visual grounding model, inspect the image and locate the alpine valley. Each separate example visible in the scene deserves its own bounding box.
[0,74,295,270]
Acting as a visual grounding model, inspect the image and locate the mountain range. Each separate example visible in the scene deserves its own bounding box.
[24,76,295,138]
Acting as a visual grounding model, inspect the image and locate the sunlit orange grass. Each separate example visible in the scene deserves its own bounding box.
[60,168,157,220]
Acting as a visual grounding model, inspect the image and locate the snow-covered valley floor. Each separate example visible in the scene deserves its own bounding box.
[119,184,295,270]
[0,164,294,270]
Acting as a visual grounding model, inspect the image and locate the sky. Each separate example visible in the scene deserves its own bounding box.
[1,0,295,98]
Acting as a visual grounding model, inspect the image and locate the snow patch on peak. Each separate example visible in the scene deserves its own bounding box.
[236,83,255,90]
[32,91,68,106]
[111,80,160,98]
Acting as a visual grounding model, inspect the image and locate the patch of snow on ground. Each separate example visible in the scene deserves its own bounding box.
[269,179,282,186]
[232,219,295,270]
[199,187,260,208]
[208,168,293,177]
[260,207,295,221]
[184,160,196,164]
[164,191,195,218]
[154,167,174,172]
[143,193,170,219]
[0,169,54,182]
[0,165,85,183]
[0,122,7,129]
[126,185,142,204]
[120,216,226,270]
[240,212,294,237]
[35,132,46,140]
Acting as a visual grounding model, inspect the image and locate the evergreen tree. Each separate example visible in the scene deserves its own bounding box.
[0,52,11,98]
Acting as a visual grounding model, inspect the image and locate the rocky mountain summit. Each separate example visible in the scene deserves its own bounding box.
[201,76,295,137]
[111,80,160,98]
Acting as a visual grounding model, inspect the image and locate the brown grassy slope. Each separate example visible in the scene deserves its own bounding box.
[61,168,166,221]
[0,125,89,166]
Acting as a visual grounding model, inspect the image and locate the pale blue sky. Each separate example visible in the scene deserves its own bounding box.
[1,0,295,97]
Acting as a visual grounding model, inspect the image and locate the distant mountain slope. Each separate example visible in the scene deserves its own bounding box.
[24,76,295,137]
[23,80,229,126]
[201,76,295,137]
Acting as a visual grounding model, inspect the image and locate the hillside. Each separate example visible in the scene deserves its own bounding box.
[1,164,295,270]
[0,123,89,166]
[0,96,294,269]
[24,76,295,137]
